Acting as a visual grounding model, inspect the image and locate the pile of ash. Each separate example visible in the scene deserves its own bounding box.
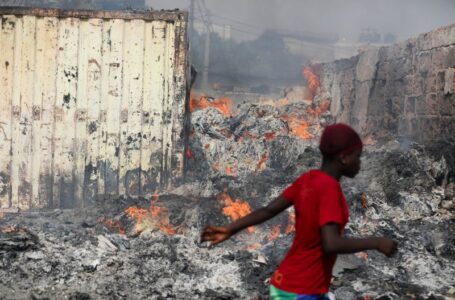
[0,98,453,299]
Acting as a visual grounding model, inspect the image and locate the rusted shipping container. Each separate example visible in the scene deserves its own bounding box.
[0,7,189,210]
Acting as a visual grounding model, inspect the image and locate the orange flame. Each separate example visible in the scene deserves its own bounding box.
[218,192,255,233]
[307,99,331,117]
[303,66,320,100]
[189,93,233,117]
[281,115,313,140]
[285,212,295,234]
[125,196,177,235]
[268,225,281,242]
[103,219,126,235]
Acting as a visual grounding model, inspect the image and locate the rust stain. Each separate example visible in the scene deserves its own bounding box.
[0,7,188,22]
[88,58,101,69]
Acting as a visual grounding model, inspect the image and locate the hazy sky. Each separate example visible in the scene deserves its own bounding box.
[147,0,455,42]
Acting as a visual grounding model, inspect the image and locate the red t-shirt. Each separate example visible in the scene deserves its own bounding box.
[270,169,350,294]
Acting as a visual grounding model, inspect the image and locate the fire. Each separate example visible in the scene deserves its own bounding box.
[256,153,268,172]
[189,93,233,117]
[268,225,281,242]
[218,192,255,233]
[303,66,320,100]
[307,99,331,117]
[285,212,295,234]
[125,195,177,235]
[102,218,126,235]
[281,115,313,140]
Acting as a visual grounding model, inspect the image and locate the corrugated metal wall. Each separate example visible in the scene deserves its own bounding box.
[0,8,189,210]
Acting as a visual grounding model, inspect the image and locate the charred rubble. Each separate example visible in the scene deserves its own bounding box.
[0,91,454,299]
[1,24,455,300]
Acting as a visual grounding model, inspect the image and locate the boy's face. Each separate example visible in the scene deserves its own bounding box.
[340,148,362,178]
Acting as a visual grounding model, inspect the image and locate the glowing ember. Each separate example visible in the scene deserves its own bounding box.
[256,153,268,172]
[189,93,233,117]
[268,225,281,242]
[307,99,331,117]
[303,66,320,100]
[125,197,177,235]
[102,218,126,235]
[281,115,313,140]
[285,212,295,234]
[218,192,255,233]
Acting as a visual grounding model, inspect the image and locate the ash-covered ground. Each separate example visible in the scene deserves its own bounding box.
[1,94,454,300]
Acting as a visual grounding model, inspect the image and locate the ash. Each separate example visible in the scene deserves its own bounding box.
[1,97,454,300]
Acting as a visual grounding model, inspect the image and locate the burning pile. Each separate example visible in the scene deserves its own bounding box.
[0,66,454,299]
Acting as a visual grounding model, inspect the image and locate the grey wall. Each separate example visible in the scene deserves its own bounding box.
[319,24,455,143]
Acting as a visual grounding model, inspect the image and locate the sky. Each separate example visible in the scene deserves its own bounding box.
[147,0,455,42]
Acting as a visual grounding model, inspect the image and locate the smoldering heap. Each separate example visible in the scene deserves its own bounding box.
[0,86,453,299]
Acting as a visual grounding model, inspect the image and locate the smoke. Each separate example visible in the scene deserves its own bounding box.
[149,0,455,42]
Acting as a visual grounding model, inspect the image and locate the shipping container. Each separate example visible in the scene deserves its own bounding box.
[0,7,189,210]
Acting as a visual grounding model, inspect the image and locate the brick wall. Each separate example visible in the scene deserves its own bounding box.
[319,24,455,143]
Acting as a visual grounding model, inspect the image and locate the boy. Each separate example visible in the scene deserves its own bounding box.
[201,123,398,299]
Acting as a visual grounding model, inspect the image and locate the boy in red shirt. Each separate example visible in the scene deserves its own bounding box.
[201,123,398,299]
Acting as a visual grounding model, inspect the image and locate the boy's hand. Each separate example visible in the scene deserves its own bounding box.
[201,226,232,247]
[376,237,398,257]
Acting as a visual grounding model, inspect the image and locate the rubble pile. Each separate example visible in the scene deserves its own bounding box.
[0,92,453,299]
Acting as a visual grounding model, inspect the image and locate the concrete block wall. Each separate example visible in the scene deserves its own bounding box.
[319,24,455,143]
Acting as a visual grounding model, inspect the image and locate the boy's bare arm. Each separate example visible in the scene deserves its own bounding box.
[201,195,292,245]
[321,224,398,257]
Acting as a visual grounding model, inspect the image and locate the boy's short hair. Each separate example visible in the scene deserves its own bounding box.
[319,123,363,158]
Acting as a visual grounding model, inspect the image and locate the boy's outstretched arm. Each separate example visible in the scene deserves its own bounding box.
[321,223,398,257]
[201,195,292,246]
